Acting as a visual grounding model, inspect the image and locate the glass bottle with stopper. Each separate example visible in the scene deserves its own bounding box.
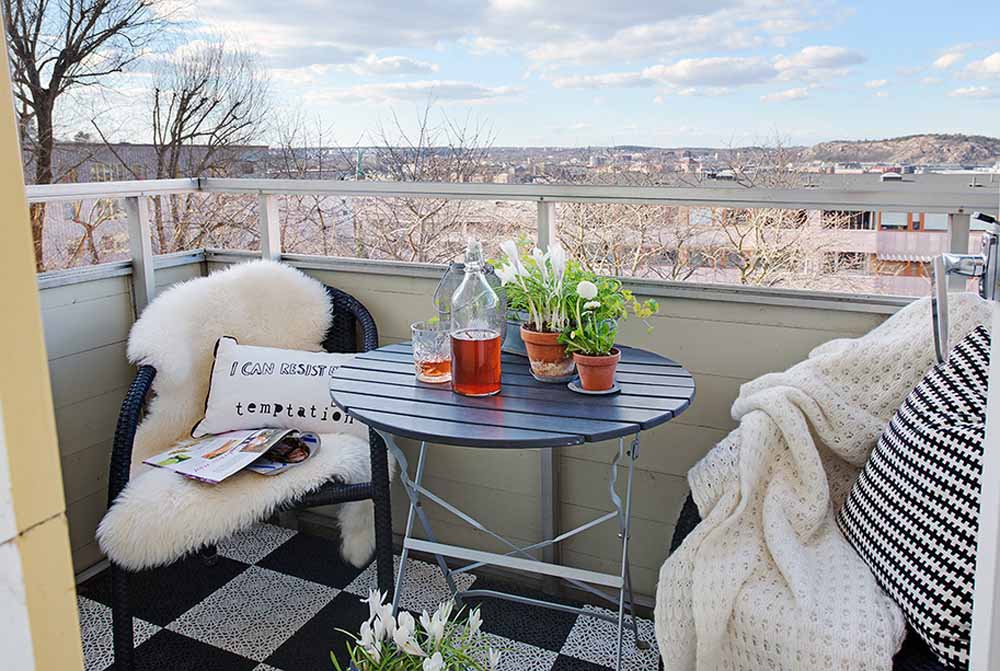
[449,240,503,397]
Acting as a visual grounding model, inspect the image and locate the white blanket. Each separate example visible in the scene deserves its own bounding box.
[97,260,391,570]
[654,294,990,671]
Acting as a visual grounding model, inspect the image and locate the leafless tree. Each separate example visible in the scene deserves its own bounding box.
[358,102,498,263]
[95,38,271,253]
[4,0,169,269]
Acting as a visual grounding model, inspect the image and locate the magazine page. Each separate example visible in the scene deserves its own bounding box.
[246,432,321,476]
[143,428,293,484]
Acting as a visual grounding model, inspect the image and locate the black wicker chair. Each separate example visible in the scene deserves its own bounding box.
[107,285,394,671]
[670,494,946,671]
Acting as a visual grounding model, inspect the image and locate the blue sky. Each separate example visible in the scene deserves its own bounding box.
[116,1,1000,147]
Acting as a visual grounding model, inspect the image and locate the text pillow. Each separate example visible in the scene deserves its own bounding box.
[837,325,990,669]
[193,336,367,441]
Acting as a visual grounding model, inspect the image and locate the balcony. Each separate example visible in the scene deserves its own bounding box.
[28,176,998,670]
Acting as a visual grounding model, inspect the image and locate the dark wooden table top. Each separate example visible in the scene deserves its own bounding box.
[329,342,695,449]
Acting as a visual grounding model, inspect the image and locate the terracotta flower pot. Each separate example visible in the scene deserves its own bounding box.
[573,348,621,391]
[520,325,576,382]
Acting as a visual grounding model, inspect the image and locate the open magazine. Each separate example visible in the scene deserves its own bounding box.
[143,428,320,484]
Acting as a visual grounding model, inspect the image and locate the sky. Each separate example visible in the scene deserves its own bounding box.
[98,0,1000,148]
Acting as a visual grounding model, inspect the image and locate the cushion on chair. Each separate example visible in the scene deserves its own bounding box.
[837,325,990,669]
[192,336,368,439]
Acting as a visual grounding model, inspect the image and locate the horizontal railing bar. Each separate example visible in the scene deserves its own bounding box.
[201,177,996,213]
[36,249,205,290]
[25,178,199,203]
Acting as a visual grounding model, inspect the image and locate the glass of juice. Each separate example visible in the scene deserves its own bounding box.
[411,320,452,383]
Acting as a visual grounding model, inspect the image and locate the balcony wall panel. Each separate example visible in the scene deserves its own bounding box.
[39,259,207,572]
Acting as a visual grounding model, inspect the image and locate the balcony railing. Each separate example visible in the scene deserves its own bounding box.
[28,176,999,314]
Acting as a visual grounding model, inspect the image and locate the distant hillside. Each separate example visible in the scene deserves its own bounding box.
[799,134,1000,166]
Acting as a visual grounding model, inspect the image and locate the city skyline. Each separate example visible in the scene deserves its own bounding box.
[85,1,1000,148]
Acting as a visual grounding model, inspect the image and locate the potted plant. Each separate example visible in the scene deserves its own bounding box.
[495,239,581,382]
[559,277,659,391]
[332,590,503,671]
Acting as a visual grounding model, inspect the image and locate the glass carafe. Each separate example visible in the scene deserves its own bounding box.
[450,240,503,397]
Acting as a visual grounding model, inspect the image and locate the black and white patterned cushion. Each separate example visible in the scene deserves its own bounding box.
[838,325,990,670]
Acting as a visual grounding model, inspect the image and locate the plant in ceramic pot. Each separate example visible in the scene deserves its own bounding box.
[559,277,660,391]
[495,239,582,382]
[332,590,503,671]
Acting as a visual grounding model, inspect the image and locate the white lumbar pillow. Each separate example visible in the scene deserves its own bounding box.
[193,336,367,440]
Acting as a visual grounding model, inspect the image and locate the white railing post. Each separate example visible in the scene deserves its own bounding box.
[258,194,281,261]
[948,212,972,291]
[536,198,561,593]
[124,196,155,314]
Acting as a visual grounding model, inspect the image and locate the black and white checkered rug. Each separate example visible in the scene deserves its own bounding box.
[77,522,661,670]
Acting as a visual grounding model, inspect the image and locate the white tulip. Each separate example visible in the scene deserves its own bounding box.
[434,599,455,625]
[468,608,483,637]
[576,280,598,300]
[423,651,445,671]
[420,610,446,645]
[359,619,375,649]
[393,627,427,657]
[549,243,567,281]
[364,589,386,622]
[495,263,518,286]
[500,240,525,276]
[488,647,503,670]
[531,247,549,282]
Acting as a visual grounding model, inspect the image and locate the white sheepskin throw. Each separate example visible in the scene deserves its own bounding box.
[97,260,390,570]
[654,294,990,671]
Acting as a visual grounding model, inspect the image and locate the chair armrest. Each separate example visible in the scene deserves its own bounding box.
[325,286,380,353]
[108,365,156,507]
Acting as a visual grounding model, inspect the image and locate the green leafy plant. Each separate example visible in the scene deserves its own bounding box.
[558,277,659,356]
[495,239,588,332]
[331,590,503,671]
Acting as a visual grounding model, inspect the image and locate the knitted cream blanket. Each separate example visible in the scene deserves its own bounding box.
[655,294,990,671]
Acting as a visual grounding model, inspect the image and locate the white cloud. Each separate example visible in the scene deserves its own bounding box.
[932,52,963,69]
[873,91,888,98]
[965,52,1000,78]
[347,54,438,76]
[760,87,809,102]
[318,80,521,104]
[776,45,866,70]
[270,64,333,86]
[920,76,943,85]
[552,56,776,91]
[864,79,888,89]
[551,71,652,89]
[948,86,997,99]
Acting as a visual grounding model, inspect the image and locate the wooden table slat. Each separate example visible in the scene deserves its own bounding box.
[334,341,695,448]
[330,378,673,430]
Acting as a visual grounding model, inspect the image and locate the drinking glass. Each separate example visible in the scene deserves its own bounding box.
[411,320,452,383]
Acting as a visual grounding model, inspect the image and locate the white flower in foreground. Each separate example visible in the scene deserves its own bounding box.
[488,647,503,670]
[577,280,598,300]
[423,651,445,671]
[434,599,455,625]
[358,620,375,648]
[531,247,549,281]
[468,607,483,637]
[583,300,601,310]
[394,611,427,656]
[420,610,445,645]
[364,589,386,622]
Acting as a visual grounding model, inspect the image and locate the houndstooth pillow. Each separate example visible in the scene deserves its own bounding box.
[837,325,990,669]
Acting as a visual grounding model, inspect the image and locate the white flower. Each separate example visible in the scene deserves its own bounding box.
[495,263,518,286]
[500,240,525,276]
[420,610,445,645]
[488,647,503,670]
[359,620,382,662]
[433,599,455,625]
[583,300,601,310]
[468,608,483,637]
[531,247,549,282]
[372,615,388,642]
[423,651,445,671]
[576,280,598,300]
[549,243,567,282]
[394,628,427,657]
[364,589,386,622]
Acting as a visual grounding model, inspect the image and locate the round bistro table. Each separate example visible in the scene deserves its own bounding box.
[330,342,695,669]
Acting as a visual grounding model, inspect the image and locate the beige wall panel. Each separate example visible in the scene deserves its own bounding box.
[38,275,129,310]
[60,440,112,506]
[53,386,128,458]
[42,290,133,360]
[48,342,132,410]
[66,490,106,552]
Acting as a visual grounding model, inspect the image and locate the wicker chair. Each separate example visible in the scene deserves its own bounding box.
[106,285,394,671]
[669,494,946,671]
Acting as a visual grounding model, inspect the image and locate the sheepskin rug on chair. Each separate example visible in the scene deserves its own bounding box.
[97,260,391,571]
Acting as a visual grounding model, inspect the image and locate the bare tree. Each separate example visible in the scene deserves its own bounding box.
[95,38,270,253]
[4,0,168,269]
[359,102,497,263]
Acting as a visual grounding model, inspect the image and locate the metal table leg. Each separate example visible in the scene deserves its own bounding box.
[381,428,646,670]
